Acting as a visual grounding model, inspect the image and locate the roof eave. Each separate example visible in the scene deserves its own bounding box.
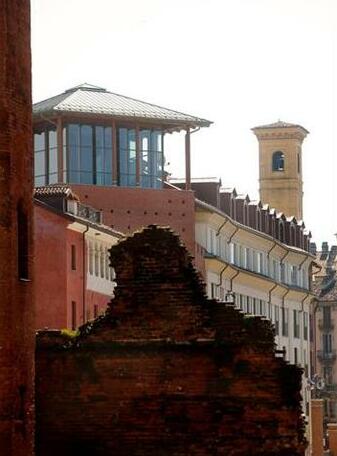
[33,109,212,131]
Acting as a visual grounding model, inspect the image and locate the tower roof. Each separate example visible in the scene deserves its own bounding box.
[33,83,212,130]
[252,120,309,134]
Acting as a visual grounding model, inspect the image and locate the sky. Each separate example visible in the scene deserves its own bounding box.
[31,0,337,247]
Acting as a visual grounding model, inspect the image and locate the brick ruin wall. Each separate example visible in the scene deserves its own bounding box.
[36,226,306,456]
[0,1,35,455]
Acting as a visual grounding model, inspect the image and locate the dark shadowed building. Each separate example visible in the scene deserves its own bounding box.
[0,1,35,455]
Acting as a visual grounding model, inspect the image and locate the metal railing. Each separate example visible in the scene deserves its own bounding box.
[66,200,102,224]
[319,319,334,331]
[318,350,337,362]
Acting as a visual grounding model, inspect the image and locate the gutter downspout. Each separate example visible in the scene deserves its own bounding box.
[299,293,310,373]
[228,270,240,294]
[266,240,277,278]
[216,218,229,236]
[268,282,278,315]
[282,288,291,358]
[228,226,240,244]
[216,263,229,287]
[215,224,239,288]
[82,225,89,324]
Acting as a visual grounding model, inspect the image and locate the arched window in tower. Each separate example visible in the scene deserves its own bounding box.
[272,151,285,171]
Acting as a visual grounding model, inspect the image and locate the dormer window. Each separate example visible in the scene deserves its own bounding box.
[272,151,284,171]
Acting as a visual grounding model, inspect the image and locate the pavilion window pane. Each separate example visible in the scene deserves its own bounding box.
[118,128,137,187]
[68,124,80,146]
[63,127,67,182]
[34,131,45,152]
[48,129,58,184]
[141,130,151,188]
[96,126,112,185]
[34,149,46,186]
[34,132,46,186]
[69,145,80,183]
[80,146,93,184]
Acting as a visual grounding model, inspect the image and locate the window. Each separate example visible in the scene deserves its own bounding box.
[280,263,285,283]
[17,203,29,280]
[291,265,298,286]
[272,151,285,171]
[71,244,76,271]
[324,366,333,385]
[297,153,301,173]
[275,306,280,335]
[211,283,218,299]
[257,252,264,274]
[94,244,99,277]
[252,298,257,315]
[245,247,252,270]
[282,307,289,337]
[293,310,300,338]
[294,347,298,365]
[246,297,251,314]
[303,312,308,341]
[61,124,113,185]
[100,246,105,278]
[323,333,333,353]
[105,247,110,280]
[323,306,332,329]
[140,129,163,188]
[71,301,77,330]
[119,128,163,188]
[94,305,99,319]
[233,243,240,266]
[34,129,58,186]
[88,242,94,275]
[229,243,235,264]
[241,295,247,313]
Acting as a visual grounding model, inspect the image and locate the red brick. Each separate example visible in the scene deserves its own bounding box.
[36,226,306,455]
[0,1,35,455]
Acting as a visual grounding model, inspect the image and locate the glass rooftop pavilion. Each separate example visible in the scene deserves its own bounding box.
[33,84,211,190]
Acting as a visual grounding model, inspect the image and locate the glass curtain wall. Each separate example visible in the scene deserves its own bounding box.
[66,124,112,185]
[140,129,163,188]
[118,127,163,188]
[34,123,163,188]
[34,128,58,186]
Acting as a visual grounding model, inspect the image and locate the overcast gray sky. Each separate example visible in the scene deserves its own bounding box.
[31,0,337,247]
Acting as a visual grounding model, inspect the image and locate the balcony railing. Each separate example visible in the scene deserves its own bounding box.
[318,350,337,362]
[66,200,102,224]
[318,319,334,331]
[325,384,337,392]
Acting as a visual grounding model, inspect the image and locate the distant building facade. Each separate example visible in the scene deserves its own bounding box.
[171,177,315,429]
[312,241,337,423]
[34,185,121,330]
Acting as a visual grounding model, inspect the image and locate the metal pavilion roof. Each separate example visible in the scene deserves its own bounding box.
[33,83,212,129]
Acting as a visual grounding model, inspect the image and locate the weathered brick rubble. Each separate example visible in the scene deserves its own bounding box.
[36,225,306,456]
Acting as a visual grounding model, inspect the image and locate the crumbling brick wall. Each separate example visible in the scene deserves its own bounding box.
[0,1,34,455]
[36,226,306,456]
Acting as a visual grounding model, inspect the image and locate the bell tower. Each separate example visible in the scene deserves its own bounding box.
[0,1,34,455]
[252,121,308,220]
